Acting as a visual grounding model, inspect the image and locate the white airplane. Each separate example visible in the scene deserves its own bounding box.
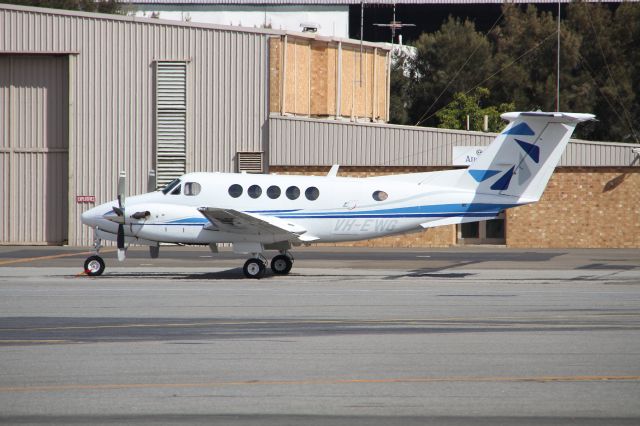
[81,111,594,278]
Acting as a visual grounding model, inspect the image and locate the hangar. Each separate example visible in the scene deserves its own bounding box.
[1,4,638,248]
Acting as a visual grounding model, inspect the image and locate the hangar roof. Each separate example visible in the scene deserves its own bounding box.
[126,1,629,4]
[0,3,390,51]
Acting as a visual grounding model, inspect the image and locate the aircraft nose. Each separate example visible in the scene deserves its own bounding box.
[81,204,107,227]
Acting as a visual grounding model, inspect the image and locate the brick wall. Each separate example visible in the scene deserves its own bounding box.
[271,165,640,248]
[506,167,640,248]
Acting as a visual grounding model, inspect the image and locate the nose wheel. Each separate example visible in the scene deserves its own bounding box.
[84,255,105,276]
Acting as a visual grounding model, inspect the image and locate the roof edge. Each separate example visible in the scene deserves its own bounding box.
[0,3,390,50]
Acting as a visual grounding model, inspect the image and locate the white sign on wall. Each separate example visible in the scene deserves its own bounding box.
[452,147,485,166]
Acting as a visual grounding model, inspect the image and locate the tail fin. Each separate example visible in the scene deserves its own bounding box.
[462,112,594,202]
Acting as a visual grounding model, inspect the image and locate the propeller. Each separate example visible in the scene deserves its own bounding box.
[108,170,157,261]
[115,171,127,262]
[147,170,159,259]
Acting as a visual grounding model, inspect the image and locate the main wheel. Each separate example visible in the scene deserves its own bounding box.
[84,255,105,276]
[243,258,266,279]
[271,254,293,275]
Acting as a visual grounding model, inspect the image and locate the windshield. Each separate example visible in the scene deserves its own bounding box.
[161,178,181,195]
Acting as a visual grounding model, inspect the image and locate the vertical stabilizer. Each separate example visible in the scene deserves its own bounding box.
[459,112,594,202]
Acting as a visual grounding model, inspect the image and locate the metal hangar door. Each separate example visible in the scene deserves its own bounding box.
[0,55,69,245]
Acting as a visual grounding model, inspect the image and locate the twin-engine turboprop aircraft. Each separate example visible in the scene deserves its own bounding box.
[81,111,594,278]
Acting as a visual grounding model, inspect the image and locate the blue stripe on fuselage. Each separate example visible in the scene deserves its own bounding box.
[158,203,516,224]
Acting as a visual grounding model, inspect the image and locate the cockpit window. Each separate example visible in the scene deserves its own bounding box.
[171,184,181,195]
[161,178,181,195]
[184,182,201,196]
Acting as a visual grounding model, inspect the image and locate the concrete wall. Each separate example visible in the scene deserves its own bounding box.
[270,165,640,249]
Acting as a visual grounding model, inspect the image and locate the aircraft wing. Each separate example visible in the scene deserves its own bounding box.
[197,207,319,242]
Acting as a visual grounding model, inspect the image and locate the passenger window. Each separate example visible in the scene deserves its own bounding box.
[228,184,243,198]
[267,186,281,199]
[184,182,201,196]
[171,185,181,195]
[372,190,388,201]
[248,185,262,199]
[286,186,300,200]
[305,187,319,201]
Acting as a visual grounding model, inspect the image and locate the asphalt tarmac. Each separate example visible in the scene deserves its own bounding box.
[0,246,639,425]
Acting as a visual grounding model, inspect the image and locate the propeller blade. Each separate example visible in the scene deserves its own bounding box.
[117,223,126,262]
[117,171,126,209]
[147,169,157,193]
[117,224,125,249]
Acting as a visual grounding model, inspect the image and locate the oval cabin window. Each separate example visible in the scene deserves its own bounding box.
[248,185,262,199]
[267,186,281,199]
[286,186,300,200]
[372,190,388,201]
[228,184,243,198]
[305,187,320,201]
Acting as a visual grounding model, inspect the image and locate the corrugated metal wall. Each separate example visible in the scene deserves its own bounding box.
[269,115,640,167]
[0,55,69,244]
[1,4,270,245]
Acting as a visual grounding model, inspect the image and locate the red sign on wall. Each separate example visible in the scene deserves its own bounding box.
[76,195,96,203]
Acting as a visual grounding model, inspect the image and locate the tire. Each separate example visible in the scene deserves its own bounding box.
[270,255,293,275]
[84,255,105,276]
[243,258,265,279]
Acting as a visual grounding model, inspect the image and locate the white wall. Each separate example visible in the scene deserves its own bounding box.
[132,5,349,38]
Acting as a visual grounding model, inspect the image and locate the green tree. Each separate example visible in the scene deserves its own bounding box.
[490,4,583,113]
[406,17,495,127]
[3,0,121,14]
[389,51,411,125]
[436,87,514,132]
[566,2,639,142]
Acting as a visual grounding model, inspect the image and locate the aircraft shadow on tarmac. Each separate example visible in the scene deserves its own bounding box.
[72,251,569,280]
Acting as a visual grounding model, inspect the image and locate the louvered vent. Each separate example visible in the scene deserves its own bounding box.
[237,152,264,173]
[155,62,187,187]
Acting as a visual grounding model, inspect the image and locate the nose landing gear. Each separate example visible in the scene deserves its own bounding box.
[84,230,105,276]
[84,255,105,276]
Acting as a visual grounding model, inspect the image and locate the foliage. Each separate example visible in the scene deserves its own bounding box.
[405,17,494,128]
[435,88,514,132]
[389,3,640,142]
[389,51,411,125]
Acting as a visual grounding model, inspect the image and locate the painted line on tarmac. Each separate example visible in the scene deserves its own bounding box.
[0,340,70,344]
[1,313,638,333]
[0,250,106,266]
[1,375,639,393]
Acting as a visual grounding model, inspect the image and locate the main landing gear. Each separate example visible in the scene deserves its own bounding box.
[243,251,294,279]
